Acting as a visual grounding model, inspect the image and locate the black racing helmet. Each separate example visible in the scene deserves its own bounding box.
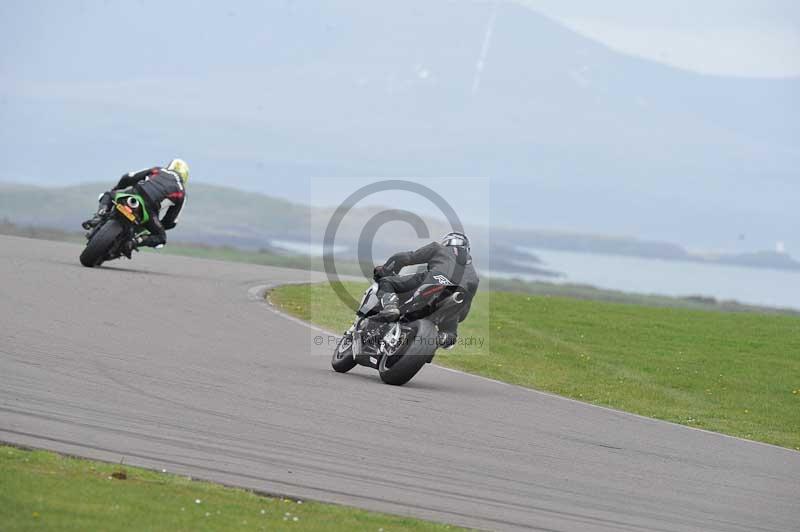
[441,231,470,252]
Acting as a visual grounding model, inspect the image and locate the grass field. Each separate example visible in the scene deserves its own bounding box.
[0,445,463,532]
[270,282,800,450]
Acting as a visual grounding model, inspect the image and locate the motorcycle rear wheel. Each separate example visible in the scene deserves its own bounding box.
[378,319,437,386]
[80,218,124,267]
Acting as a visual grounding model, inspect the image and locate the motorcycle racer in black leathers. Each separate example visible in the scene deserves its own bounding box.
[82,159,189,252]
[373,232,479,349]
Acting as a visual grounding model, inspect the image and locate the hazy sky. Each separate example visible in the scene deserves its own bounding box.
[0,0,797,254]
[521,0,800,77]
[2,0,798,79]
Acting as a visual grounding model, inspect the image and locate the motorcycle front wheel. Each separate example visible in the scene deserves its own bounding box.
[331,334,357,373]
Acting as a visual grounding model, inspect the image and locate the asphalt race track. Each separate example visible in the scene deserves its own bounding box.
[1,235,798,531]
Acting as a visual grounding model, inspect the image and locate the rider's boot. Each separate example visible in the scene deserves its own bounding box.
[81,208,106,230]
[376,293,400,321]
[82,193,113,230]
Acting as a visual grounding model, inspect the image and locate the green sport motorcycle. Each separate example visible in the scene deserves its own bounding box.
[79,190,151,268]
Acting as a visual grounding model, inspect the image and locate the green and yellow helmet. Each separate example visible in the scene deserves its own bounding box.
[166,158,190,184]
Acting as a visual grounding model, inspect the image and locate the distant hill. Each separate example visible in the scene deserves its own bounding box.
[0,181,556,278]
[2,0,797,253]
[2,182,798,274]
[0,182,308,249]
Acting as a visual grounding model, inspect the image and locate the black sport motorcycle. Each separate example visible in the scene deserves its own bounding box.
[80,189,151,268]
[332,277,467,385]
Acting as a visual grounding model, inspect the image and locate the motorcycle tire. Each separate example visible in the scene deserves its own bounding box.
[80,219,124,268]
[378,319,437,386]
[331,334,358,373]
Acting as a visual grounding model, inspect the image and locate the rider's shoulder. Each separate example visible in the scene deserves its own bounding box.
[126,167,157,177]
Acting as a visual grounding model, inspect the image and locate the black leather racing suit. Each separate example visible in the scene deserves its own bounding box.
[376,242,480,336]
[99,167,186,247]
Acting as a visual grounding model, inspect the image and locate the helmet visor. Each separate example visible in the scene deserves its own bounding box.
[442,236,467,247]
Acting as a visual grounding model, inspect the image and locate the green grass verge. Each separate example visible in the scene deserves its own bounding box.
[0,445,464,532]
[157,245,367,278]
[156,244,314,271]
[270,282,800,450]
[4,222,797,315]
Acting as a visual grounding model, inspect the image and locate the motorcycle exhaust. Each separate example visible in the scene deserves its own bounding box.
[126,197,140,210]
[436,292,464,312]
[427,292,465,322]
